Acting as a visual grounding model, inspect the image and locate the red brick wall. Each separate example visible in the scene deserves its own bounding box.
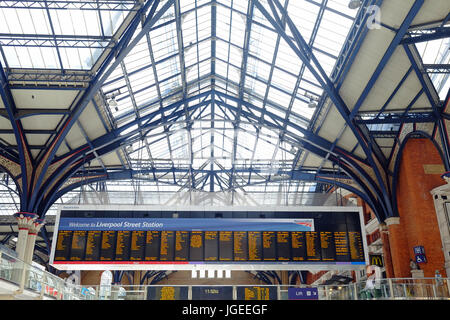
[393,138,447,277]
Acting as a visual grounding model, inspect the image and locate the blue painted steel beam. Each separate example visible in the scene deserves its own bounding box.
[403,44,440,114]
[401,27,450,44]
[257,0,423,219]
[349,4,425,121]
[376,66,413,117]
[355,113,436,124]
[0,60,30,205]
[28,0,169,211]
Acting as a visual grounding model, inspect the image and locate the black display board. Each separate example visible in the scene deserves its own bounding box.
[219,231,233,261]
[160,231,175,261]
[115,231,131,261]
[100,231,116,261]
[236,286,277,300]
[305,231,321,261]
[262,231,276,261]
[54,230,72,261]
[85,230,102,261]
[276,232,291,261]
[233,231,248,261]
[175,231,189,261]
[320,231,336,261]
[70,230,86,261]
[191,286,233,300]
[146,286,189,300]
[130,231,146,261]
[145,231,160,261]
[248,231,262,261]
[291,231,306,261]
[189,231,204,261]
[204,231,219,261]
[52,209,367,267]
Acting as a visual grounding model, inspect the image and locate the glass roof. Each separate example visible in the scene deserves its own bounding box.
[0,1,134,70]
[416,37,450,100]
[0,0,364,202]
[96,0,358,195]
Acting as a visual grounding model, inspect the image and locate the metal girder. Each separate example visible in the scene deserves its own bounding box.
[403,44,440,114]
[355,113,437,124]
[401,27,450,44]
[0,0,139,11]
[0,108,71,119]
[423,64,450,74]
[0,34,114,49]
[349,2,425,121]
[0,59,30,204]
[28,0,166,213]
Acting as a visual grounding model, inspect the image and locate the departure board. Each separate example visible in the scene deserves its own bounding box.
[192,286,233,300]
[115,231,131,261]
[237,286,277,300]
[145,231,160,261]
[219,231,233,261]
[262,232,276,261]
[54,230,72,261]
[175,231,189,261]
[306,231,321,261]
[276,232,291,261]
[204,231,219,261]
[100,231,116,261]
[146,286,188,300]
[348,231,364,261]
[233,231,248,261]
[291,232,306,261]
[130,231,146,261]
[334,231,350,261]
[320,231,336,261]
[160,231,175,261]
[70,230,87,261]
[248,231,262,261]
[51,208,368,269]
[85,230,102,261]
[189,231,204,261]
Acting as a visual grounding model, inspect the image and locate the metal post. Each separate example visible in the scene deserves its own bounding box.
[353,283,358,300]
[388,278,394,299]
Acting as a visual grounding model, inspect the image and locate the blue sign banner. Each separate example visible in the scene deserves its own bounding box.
[288,287,319,300]
[57,218,314,232]
[415,254,427,264]
[413,246,425,255]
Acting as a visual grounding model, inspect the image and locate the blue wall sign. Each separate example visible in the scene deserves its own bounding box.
[288,288,319,300]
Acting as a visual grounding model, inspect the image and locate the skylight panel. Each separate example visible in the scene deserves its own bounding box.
[275,39,303,75]
[271,66,298,93]
[249,24,277,63]
[150,22,178,62]
[314,10,353,57]
[155,56,180,82]
[247,56,271,80]
[229,10,246,48]
[231,0,248,14]
[216,4,231,40]
[181,12,197,45]
[312,50,336,76]
[287,0,319,43]
[196,5,211,41]
[291,98,314,120]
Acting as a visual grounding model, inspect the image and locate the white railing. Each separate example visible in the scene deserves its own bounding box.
[1,254,449,300]
[0,251,94,300]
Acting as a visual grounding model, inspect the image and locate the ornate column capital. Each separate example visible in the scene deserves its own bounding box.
[28,219,45,235]
[385,217,400,226]
[13,212,38,230]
